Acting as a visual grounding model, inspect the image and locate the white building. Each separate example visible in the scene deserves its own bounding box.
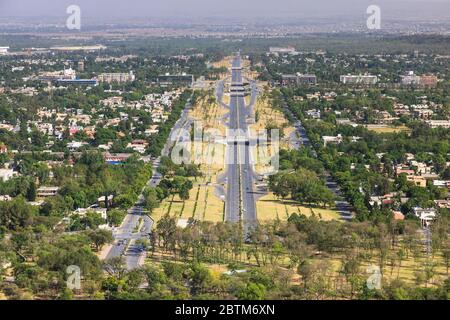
[269,47,297,55]
[0,47,9,55]
[425,120,450,129]
[73,207,108,220]
[98,71,135,83]
[340,74,378,85]
[413,207,437,227]
[0,169,16,182]
[67,141,88,151]
[322,134,343,146]
[401,71,421,85]
[37,186,59,198]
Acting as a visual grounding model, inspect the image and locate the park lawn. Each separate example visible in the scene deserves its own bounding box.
[366,125,411,134]
[190,92,228,130]
[250,92,294,175]
[251,94,290,131]
[202,186,225,222]
[318,250,449,287]
[151,178,224,224]
[145,222,449,288]
[257,193,341,221]
[193,183,207,220]
[222,94,230,106]
[211,56,233,69]
[195,142,227,173]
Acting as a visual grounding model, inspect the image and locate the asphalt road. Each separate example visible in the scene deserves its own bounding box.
[281,102,354,221]
[225,54,257,234]
[104,97,193,270]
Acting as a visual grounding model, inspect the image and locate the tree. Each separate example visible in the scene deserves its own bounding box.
[26,180,37,202]
[107,209,126,227]
[103,257,127,280]
[143,188,160,213]
[86,229,113,251]
[238,282,266,300]
[179,185,190,202]
[189,263,212,296]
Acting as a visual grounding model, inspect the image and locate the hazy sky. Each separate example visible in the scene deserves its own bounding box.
[0,0,449,20]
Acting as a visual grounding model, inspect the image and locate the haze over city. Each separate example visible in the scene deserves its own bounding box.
[1,0,449,21]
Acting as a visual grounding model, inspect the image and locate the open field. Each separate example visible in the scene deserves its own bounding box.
[250,91,295,174]
[211,56,233,69]
[145,220,450,289]
[190,91,228,136]
[151,91,227,225]
[251,93,290,131]
[151,177,224,224]
[366,124,412,134]
[257,193,341,221]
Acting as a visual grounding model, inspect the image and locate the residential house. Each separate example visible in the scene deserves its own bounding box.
[37,186,59,198]
[413,207,437,227]
[0,169,16,182]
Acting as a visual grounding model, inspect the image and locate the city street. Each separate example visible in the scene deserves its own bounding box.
[104,97,193,269]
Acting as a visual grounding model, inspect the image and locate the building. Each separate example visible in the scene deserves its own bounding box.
[392,211,405,221]
[281,75,298,86]
[73,207,108,220]
[420,75,438,88]
[425,120,450,129]
[50,45,106,52]
[401,72,438,88]
[98,72,135,84]
[306,109,321,119]
[39,68,77,81]
[322,134,343,146]
[407,176,427,187]
[340,74,378,85]
[145,125,160,136]
[0,47,9,55]
[37,187,59,198]
[412,207,437,227]
[298,74,317,85]
[281,74,316,86]
[401,71,421,85]
[433,180,450,188]
[0,169,16,182]
[104,153,133,164]
[0,143,7,154]
[0,195,12,202]
[336,118,357,126]
[78,61,85,72]
[374,111,399,125]
[157,73,194,87]
[126,139,148,154]
[67,141,88,151]
[56,79,98,86]
[269,47,297,55]
[434,200,450,209]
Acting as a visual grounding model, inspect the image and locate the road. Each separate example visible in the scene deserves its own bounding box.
[104,206,152,270]
[225,53,257,234]
[104,97,193,269]
[281,102,354,221]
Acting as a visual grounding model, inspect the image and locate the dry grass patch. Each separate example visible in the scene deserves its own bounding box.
[366,125,411,134]
[257,193,341,221]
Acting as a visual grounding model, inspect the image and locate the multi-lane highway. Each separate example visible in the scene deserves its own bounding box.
[225,54,257,233]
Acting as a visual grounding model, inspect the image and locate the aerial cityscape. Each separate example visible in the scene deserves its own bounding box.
[0,0,449,305]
